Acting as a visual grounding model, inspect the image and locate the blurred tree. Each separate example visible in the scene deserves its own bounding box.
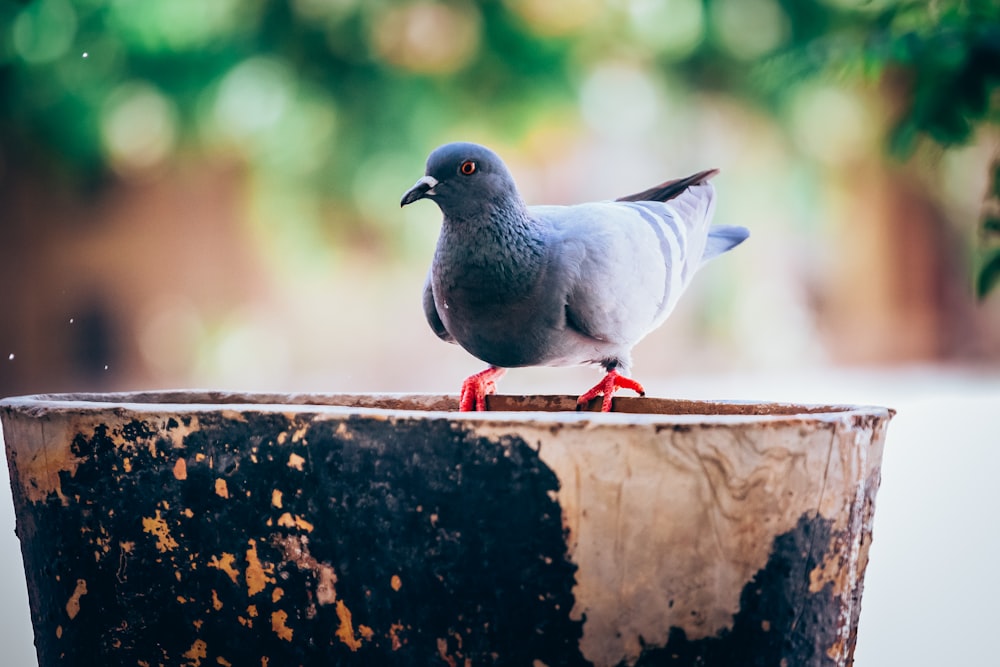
[1,0,997,284]
[753,0,1000,296]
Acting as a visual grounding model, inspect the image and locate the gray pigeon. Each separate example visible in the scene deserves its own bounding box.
[401,142,748,412]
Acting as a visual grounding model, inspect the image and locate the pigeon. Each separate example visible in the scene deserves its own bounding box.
[400,142,748,412]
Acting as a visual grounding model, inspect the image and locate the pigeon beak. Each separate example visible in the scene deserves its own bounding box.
[400,175,439,207]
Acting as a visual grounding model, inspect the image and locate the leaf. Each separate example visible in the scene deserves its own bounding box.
[976,248,1000,299]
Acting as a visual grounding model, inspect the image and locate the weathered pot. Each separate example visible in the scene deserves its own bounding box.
[0,391,892,667]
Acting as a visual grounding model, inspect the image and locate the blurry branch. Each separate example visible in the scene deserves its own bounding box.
[758,0,1000,296]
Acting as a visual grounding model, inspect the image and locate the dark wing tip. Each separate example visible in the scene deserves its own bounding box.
[616,168,720,203]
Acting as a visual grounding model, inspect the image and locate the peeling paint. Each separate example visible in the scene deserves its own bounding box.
[335,600,363,651]
[287,453,305,471]
[270,610,293,642]
[391,574,402,591]
[271,489,282,508]
[276,512,314,532]
[271,587,284,603]
[245,539,274,597]
[211,589,223,611]
[214,478,229,499]
[275,534,337,605]
[141,511,178,553]
[182,638,207,666]
[290,424,308,443]
[173,458,187,480]
[66,578,87,620]
[208,553,240,585]
[389,622,404,650]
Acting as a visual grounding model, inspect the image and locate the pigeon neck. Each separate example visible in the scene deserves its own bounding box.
[438,198,544,289]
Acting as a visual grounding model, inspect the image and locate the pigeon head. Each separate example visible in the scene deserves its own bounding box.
[400,142,524,219]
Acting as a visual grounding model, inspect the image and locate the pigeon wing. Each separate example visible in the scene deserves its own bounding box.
[422,271,454,343]
[550,183,722,365]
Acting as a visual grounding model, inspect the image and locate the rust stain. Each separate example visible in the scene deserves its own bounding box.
[195,452,206,462]
[55,625,63,639]
[247,604,258,618]
[359,624,374,640]
[271,489,283,508]
[177,596,187,604]
[272,587,284,603]
[287,453,306,471]
[208,553,240,584]
[216,657,233,667]
[183,508,194,518]
[809,535,848,595]
[261,657,269,666]
[276,512,314,532]
[827,637,846,662]
[173,458,187,480]
[215,478,229,499]
[245,539,275,596]
[335,600,363,651]
[122,456,132,473]
[391,574,402,591]
[275,534,337,605]
[141,511,178,553]
[211,589,223,611]
[182,638,207,666]
[271,609,293,642]
[193,619,203,630]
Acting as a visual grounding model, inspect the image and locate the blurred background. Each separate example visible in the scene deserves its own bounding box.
[0,0,998,665]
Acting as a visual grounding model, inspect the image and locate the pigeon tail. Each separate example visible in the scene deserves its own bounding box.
[617,168,719,203]
[702,225,750,262]
[576,369,646,412]
[459,366,507,411]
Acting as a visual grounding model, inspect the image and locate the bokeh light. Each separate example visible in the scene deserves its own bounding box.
[101,81,178,174]
[370,2,481,74]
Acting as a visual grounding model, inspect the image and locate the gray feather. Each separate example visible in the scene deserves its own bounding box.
[401,142,748,374]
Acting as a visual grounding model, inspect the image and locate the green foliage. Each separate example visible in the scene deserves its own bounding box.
[1,0,998,291]
[756,0,1000,295]
[0,0,577,196]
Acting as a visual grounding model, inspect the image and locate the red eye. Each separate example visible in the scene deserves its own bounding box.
[460,160,477,175]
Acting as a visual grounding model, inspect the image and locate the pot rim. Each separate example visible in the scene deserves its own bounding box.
[0,390,895,427]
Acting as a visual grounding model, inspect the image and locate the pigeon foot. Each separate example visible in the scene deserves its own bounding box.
[459,366,507,412]
[576,370,646,412]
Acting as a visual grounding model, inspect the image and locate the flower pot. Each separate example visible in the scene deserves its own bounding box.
[0,391,892,667]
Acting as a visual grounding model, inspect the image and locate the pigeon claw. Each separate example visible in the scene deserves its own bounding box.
[459,366,507,411]
[576,370,646,412]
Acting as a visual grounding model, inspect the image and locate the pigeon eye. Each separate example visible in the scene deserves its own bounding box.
[459,160,477,176]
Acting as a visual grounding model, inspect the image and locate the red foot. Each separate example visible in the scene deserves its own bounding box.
[459,366,507,412]
[576,369,645,412]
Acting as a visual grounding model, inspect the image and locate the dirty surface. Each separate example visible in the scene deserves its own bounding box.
[7,411,587,666]
[1,393,892,667]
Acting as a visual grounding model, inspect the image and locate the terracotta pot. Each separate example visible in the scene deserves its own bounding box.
[0,391,893,667]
